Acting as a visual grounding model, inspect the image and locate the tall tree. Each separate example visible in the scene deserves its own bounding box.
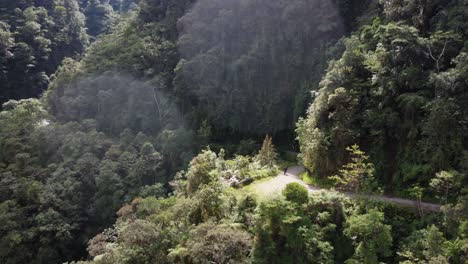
[329,144,375,193]
[255,135,278,167]
[84,0,115,37]
[344,209,393,263]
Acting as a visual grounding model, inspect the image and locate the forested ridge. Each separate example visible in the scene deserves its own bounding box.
[0,0,138,104]
[0,0,466,263]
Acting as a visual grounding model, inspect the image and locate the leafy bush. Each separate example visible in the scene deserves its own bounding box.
[282,182,309,205]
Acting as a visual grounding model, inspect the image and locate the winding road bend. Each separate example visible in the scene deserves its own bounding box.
[257,166,442,212]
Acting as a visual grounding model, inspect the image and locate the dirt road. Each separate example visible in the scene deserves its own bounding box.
[253,166,442,212]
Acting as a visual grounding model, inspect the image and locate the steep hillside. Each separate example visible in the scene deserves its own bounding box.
[298,0,468,195]
[0,0,88,103]
[0,0,138,104]
[47,0,372,140]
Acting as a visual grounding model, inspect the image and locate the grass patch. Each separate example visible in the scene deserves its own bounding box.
[227,175,281,202]
[242,175,277,192]
[299,171,333,188]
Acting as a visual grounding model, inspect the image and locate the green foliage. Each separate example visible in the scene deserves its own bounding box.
[398,225,453,263]
[301,171,336,190]
[297,1,468,195]
[0,0,143,104]
[0,98,172,263]
[254,135,278,167]
[169,222,253,264]
[25,145,459,264]
[344,209,392,263]
[139,183,166,198]
[84,0,115,38]
[282,182,309,205]
[430,170,463,205]
[252,198,335,264]
[236,139,259,156]
[173,0,358,135]
[329,144,376,193]
[0,0,88,103]
[185,149,218,194]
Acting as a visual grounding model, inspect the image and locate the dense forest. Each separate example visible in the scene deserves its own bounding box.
[0,0,466,263]
[0,0,138,103]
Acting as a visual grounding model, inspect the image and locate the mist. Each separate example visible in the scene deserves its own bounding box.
[48,71,197,175]
[49,72,187,136]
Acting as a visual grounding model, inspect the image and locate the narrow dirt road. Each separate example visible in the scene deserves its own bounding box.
[255,166,442,212]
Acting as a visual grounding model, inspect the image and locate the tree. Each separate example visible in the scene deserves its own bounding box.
[282,182,309,205]
[422,99,463,171]
[296,37,364,179]
[329,145,375,193]
[344,209,392,263]
[255,135,277,167]
[120,0,140,12]
[139,183,166,198]
[174,0,351,135]
[185,149,218,194]
[84,0,115,37]
[169,222,252,264]
[430,170,462,206]
[132,142,163,186]
[117,219,171,262]
[409,185,425,217]
[236,139,259,156]
[93,160,124,225]
[190,183,225,223]
[197,119,212,146]
[424,31,461,73]
[252,198,334,264]
[0,21,12,51]
[297,4,468,192]
[398,225,449,263]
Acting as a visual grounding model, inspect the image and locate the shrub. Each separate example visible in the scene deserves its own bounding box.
[282,182,309,205]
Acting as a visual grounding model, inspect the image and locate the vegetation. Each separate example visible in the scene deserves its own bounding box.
[282,182,309,204]
[66,153,466,264]
[297,0,468,198]
[329,144,376,193]
[0,0,466,263]
[0,0,88,103]
[0,0,139,104]
[255,135,278,167]
[300,171,333,189]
